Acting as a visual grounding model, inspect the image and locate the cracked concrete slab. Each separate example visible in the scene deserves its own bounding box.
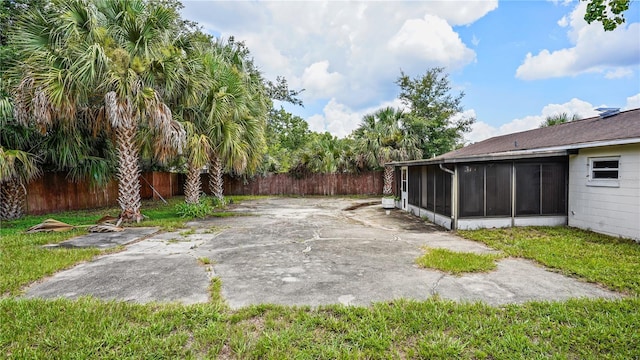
[24,197,622,307]
[44,227,160,249]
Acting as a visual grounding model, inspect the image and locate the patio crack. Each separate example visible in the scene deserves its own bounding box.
[431,274,445,296]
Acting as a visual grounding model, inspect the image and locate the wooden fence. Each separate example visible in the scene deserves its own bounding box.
[220,171,384,196]
[25,172,178,215]
[23,171,384,214]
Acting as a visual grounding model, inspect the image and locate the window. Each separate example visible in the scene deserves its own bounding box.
[459,165,484,217]
[420,166,429,209]
[458,163,512,218]
[485,163,512,216]
[515,162,567,216]
[408,167,420,206]
[590,157,619,180]
[435,167,451,216]
[426,166,435,211]
[515,164,541,215]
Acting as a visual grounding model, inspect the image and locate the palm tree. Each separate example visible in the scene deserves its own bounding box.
[12,0,187,223]
[353,107,422,195]
[202,42,268,200]
[0,81,40,220]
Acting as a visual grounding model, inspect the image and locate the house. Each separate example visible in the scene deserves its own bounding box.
[390,108,640,241]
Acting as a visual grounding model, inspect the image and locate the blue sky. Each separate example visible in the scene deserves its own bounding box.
[181,0,640,143]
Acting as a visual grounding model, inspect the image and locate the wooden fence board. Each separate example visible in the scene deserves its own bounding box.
[220,171,384,196]
[24,171,384,215]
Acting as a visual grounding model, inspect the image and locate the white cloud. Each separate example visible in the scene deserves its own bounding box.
[306,98,407,138]
[624,93,640,110]
[605,68,634,79]
[420,1,498,26]
[516,1,639,80]
[557,15,569,27]
[181,1,491,109]
[300,61,345,100]
[465,98,600,143]
[471,34,480,47]
[388,15,476,70]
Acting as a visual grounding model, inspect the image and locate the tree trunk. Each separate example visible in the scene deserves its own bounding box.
[115,121,143,223]
[383,165,394,196]
[184,160,201,204]
[208,154,224,200]
[0,178,26,220]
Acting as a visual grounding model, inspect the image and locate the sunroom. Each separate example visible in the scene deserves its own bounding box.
[392,152,569,230]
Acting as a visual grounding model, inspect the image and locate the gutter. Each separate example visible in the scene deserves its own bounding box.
[439,163,454,175]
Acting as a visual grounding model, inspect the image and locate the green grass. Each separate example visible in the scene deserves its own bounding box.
[0,196,241,295]
[458,226,640,295]
[1,297,638,359]
[0,212,108,296]
[416,247,502,275]
[2,204,640,358]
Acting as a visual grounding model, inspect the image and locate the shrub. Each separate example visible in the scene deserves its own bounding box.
[175,197,214,219]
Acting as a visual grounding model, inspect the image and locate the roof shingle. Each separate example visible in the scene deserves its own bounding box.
[437,108,640,160]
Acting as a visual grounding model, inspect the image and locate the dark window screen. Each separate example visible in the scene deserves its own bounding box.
[420,166,429,209]
[486,163,512,216]
[395,167,401,196]
[435,167,452,216]
[408,167,420,206]
[541,163,566,215]
[426,166,435,211]
[515,164,541,215]
[459,165,484,217]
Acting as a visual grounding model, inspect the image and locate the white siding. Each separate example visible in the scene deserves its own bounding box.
[568,144,640,241]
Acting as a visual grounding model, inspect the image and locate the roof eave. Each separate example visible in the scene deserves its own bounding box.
[388,137,640,167]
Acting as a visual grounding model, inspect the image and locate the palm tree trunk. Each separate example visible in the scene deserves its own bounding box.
[115,122,143,223]
[185,160,201,204]
[208,154,224,200]
[383,165,394,196]
[0,178,26,220]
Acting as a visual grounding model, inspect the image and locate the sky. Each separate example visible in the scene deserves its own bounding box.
[180,0,640,144]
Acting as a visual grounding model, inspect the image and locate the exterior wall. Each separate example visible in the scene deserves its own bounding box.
[457,218,512,230]
[568,144,640,240]
[407,204,452,229]
[513,216,567,227]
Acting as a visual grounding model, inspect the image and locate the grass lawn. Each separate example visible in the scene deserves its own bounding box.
[1,200,639,358]
[458,226,640,296]
[415,247,503,275]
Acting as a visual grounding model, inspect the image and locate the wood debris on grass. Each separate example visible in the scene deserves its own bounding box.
[25,218,124,233]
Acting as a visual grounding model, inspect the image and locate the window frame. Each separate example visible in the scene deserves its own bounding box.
[588,156,620,188]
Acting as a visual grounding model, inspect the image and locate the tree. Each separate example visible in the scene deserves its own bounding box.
[262,107,312,173]
[539,112,581,128]
[352,107,422,195]
[396,68,474,159]
[12,0,188,223]
[584,0,630,31]
[202,40,269,200]
[0,78,41,220]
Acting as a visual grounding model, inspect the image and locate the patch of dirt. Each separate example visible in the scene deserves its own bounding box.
[343,201,379,211]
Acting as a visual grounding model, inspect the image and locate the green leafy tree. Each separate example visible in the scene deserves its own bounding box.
[0,0,48,219]
[263,107,312,173]
[352,107,421,195]
[202,39,270,200]
[0,79,41,219]
[584,0,630,31]
[11,0,188,223]
[292,132,348,175]
[539,112,582,128]
[397,68,475,159]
